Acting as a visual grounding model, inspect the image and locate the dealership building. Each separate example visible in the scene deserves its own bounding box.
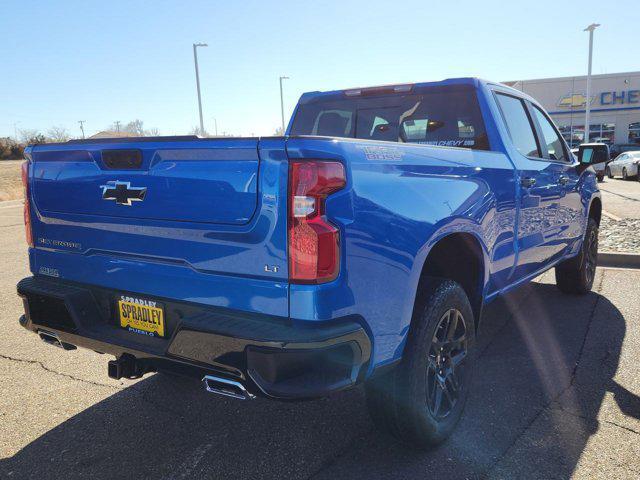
[504,71,640,148]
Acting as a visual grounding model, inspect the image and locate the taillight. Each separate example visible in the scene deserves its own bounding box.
[288,160,346,283]
[21,161,33,247]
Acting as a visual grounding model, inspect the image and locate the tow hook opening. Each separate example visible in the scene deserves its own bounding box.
[108,354,149,380]
[38,330,77,351]
[202,375,255,400]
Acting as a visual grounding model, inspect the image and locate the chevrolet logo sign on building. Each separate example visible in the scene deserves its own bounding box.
[503,71,640,147]
[557,93,595,108]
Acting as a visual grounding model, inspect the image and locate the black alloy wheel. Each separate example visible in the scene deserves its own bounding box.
[426,308,469,419]
[584,224,598,287]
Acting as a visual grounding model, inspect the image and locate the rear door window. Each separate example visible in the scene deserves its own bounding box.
[290,86,490,150]
[495,93,541,158]
[531,106,568,162]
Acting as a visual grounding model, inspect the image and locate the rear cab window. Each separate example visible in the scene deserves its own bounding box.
[290,85,490,150]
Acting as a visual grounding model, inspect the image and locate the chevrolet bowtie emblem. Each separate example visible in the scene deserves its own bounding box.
[100,181,147,206]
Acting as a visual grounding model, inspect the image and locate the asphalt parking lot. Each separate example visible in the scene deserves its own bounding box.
[1,201,639,479]
[599,176,640,220]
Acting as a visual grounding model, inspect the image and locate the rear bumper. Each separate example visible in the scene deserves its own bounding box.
[17,276,371,400]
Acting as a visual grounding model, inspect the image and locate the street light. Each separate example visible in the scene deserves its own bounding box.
[279,76,289,134]
[584,23,600,143]
[193,43,208,136]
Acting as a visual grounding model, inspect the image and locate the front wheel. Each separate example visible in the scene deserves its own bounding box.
[606,167,613,179]
[555,217,598,294]
[365,279,476,449]
[623,168,628,180]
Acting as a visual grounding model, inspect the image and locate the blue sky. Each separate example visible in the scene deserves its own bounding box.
[1,0,639,139]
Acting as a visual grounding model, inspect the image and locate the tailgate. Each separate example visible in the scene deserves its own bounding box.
[26,137,289,317]
[31,138,259,225]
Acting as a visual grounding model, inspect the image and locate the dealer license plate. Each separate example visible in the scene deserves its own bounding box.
[117,294,165,338]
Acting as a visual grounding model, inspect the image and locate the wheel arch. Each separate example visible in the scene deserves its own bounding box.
[589,196,602,226]
[411,232,488,334]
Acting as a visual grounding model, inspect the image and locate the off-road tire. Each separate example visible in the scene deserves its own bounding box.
[555,217,598,294]
[365,278,476,449]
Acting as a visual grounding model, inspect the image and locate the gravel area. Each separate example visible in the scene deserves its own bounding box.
[600,215,640,253]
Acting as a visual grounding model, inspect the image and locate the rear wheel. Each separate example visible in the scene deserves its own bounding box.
[365,279,476,449]
[555,217,598,294]
[623,167,628,180]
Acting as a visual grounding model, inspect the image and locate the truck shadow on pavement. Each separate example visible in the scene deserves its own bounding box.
[2,278,639,480]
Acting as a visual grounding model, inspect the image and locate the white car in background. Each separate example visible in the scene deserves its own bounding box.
[606,151,640,180]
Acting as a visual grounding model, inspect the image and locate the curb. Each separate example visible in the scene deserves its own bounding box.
[598,251,640,270]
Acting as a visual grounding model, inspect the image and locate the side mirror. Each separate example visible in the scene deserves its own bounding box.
[578,143,609,166]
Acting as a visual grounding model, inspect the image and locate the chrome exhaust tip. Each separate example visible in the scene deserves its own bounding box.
[202,375,255,400]
[38,330,76,350]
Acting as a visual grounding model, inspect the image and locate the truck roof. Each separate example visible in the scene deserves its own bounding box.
[297,77,522,104]
[299,77,522,103]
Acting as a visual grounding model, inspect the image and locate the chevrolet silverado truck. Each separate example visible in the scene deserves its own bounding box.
[17,78,605,448]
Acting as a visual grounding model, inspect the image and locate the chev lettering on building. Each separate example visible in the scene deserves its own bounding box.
[557,90,640,108]
[600,90,640,105]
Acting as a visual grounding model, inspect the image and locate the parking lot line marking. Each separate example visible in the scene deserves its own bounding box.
[599,187,640,203]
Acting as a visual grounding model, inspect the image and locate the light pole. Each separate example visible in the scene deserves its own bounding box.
[78,120,86,139]
[584,23,600,144]
[279,76,289,134]
[193,43,208,136]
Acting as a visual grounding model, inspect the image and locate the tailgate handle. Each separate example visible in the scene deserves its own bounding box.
[102,149,143,170]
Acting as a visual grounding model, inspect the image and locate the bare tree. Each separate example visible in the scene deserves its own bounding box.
[189,126,209,137]
[19,129,47,145]
[104,120,159,137]
[47,126,70,143]
[124,119,145,136]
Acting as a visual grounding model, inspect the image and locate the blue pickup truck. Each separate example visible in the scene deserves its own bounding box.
[17,78,605,448]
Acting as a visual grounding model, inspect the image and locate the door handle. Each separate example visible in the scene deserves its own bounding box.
[520,177,536,188]
[558,176,569,185]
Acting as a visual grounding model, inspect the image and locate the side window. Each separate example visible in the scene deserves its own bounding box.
[495,93,540,157]
[532,106,568,162]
